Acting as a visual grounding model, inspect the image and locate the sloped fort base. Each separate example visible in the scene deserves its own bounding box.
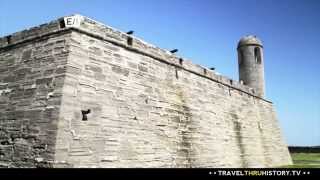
[0,15,292,168]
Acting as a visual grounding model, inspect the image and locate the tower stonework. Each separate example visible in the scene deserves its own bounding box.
[0,15,292,168]
[238,35,265,97]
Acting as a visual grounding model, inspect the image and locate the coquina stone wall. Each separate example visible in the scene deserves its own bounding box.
[0,14,292,167]
[0,21,70,167]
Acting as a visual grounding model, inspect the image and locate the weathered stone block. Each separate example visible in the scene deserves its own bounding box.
[111,65,129,76]
[21,50,32,60]
[36,78,53,85]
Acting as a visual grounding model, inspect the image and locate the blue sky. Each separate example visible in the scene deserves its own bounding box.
[0,0,319,146]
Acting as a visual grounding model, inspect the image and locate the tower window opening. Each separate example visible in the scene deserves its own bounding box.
[254,47,261,64]
[239,51,244,66]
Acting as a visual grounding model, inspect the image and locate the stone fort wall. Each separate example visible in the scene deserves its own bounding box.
[0,15,292,167]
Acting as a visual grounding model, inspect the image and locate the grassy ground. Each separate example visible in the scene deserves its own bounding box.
[284,153,320,168]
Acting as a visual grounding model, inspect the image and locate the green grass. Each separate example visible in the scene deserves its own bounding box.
[283,153,320,168]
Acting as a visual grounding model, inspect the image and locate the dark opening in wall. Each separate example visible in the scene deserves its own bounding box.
[254,47,261,64]
[6,35,12,44]
[179,58,183,65]
[203,68,207,75]
[59,19,66,29]
[81,109,91,121]
[127,37,133,46]
[0,140,10,145]
[239,51,244,66]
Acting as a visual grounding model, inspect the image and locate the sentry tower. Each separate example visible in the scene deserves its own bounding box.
[237,35,265,97]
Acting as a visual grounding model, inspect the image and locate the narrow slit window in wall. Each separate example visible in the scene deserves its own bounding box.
[254,47,262,64]
[239,51,244,66]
